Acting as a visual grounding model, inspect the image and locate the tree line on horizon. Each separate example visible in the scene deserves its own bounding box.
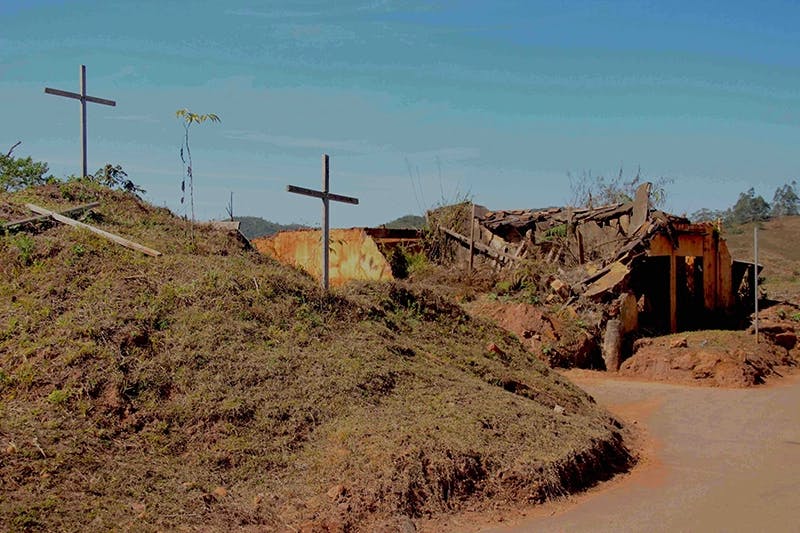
[691,181,799,226]
[567,168,799,227]
[4,147,798,230]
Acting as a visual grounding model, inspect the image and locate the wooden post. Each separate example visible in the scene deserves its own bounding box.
[80,65,87,177]
[754,226,759,343]
[322,154,330,291]
[45,64,116,177]
[670,251,678,333]
[468,203,476,272]
[286,154,359,291]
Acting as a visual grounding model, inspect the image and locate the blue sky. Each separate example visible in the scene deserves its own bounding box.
[1,1,799,227]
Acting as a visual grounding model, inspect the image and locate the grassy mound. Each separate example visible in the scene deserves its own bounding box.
[1,183,632,531]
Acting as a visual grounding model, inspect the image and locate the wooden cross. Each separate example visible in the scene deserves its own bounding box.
[287,154,359,290]
[45,64,116,177]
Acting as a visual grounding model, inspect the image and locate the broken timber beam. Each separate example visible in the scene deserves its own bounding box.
[3,202,100,231]
[441,226,519,263]
[25,203,162,257]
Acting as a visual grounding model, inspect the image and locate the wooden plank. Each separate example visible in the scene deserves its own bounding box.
[25,203,161,257]
[44,88,116,107]
[441,226,518,263]
[3,202,100,229]
[584,261,630,300]
[84,95,116,107]
[286,184,359,205]
[44,87,81,100]
[630,182,651,234]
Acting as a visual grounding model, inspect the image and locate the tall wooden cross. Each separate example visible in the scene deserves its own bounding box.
[45,64,116,177]
[287,154,359,290]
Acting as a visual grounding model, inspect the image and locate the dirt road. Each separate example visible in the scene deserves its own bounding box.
[482,372,800,533]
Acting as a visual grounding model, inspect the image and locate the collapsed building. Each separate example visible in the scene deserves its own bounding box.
[251,183,755,370]
[432,183,757,369]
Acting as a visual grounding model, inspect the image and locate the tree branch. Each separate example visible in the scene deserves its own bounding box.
[6,140,21,158]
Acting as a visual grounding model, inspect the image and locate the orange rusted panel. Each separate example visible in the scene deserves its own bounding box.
[649,230,706,258]
[702,231,717,310]
[675,234,705,258]
[647,234,674,256]
[252,228,393,286]
[718,239,733,309]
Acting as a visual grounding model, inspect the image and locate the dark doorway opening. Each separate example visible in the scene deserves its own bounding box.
[677,256,704,331]
[631,256,670,335]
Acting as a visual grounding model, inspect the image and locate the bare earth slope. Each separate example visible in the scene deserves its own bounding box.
[724,215,800,302]
[1,183,632,531]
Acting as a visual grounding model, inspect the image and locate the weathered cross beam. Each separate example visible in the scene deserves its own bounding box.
[26,203,161,257]
[2,201,100,232]
[45,65,116,177]
[287,154,359,290]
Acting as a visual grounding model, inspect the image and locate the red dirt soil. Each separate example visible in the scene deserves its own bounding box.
[620,304,799,387]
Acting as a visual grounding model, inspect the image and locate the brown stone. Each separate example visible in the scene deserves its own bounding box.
[774,332,797,350]
[549,278,570,299]
[618,292,639,335]
[486,342,505,356]
[632,337,653,352]
[326,484,346,500]
[670,337,688,349]
[603,319,622,371]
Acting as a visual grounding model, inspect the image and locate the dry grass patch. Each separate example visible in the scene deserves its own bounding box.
[2,183,632,531]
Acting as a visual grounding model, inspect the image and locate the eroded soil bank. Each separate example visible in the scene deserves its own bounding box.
[426,370,800,533]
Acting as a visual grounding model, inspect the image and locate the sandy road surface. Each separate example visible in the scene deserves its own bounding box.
[482,372,800,533]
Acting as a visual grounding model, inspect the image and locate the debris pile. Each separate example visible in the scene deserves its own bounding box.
[433,183,753,370]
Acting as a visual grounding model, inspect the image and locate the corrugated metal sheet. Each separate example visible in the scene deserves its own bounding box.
[252,228,393,286]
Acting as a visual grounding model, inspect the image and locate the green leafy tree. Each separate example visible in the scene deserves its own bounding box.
[690,207,726,223]
[176,109,221,226]
[771,180,799,217]
[234,216,307,240]
[729,187,771,225]
[0,142,54,192]
[89,164,146,194]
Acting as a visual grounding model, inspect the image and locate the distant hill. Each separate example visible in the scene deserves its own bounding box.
[234,215,307,239]
[384,214,426,229]
[724,215,800,302]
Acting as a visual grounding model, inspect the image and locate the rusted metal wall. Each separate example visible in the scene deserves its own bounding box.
[252,228,393,286]
[648,225,734,331]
